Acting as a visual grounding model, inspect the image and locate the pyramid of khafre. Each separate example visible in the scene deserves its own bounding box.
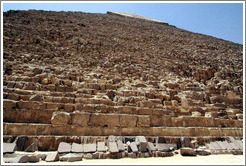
[3,10,243,150]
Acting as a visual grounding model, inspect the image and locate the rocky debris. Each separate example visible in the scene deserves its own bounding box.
[3,142,17,154]
[180,148,196,156]
[59,153,83,162]
[28,155,40,162]
[195,150,211,156]
[5,155,29,163]
[45,152,59,162]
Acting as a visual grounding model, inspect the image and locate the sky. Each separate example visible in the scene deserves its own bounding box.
[2,2,244,44]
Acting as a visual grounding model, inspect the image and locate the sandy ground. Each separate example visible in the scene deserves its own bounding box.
[38,154,244,165]
[4,151,244,165]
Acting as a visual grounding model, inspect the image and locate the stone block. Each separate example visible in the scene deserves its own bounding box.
[120,115,137,127]
[70,112,90,126]
[45,152,59,162]
[83,153,93,159]
[28,155,40,162]
[51,112,70,126]
[16,136,28,151]
[58,142,71,153]
[117,140,125,152]
[3,142,17,154]
[157,144,171,152]
[147,142,156,152]
[129,142,138,153]
[59,153,83,162]
[84,143,97,153]
[136,136,147,152]
[137,116,150,127]
[180,148,196,156]
[89,114,120,127]
[128,152,137,158]
[5,155,29,163]
[71,142,83,153]
[195,150,211,156]
[97,142,106,152]
[108,142,119,153]
[3,100,16,108]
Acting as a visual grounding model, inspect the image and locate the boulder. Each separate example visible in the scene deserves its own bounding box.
[180,148,196,156]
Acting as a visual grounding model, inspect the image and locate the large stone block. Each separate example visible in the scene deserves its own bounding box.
[51,112,70,126]
[45,152,59,162]
[83,143,97,153]
[3,100,16,108]
[108,142,119,153]
[97,142,106,152]
[3,142,17,154]
[71,142,84,153]
[137,116,150,127]
[58,142,71,153]
[119,115,137,127]
[70,112,90,126]
[89,114,120,127]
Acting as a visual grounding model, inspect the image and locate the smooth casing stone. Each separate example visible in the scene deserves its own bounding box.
[59,153,83,162]
[129,142,138,153]
[97,142,106,152]
[3,142,17,154]
[58,142,71,153]
[117,140,125,152]
[71,143,84,153]
[108,142,119,153]
[45,152,59,162]
[84,143,97,153]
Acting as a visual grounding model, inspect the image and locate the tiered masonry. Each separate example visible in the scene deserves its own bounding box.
[3,10,243,150]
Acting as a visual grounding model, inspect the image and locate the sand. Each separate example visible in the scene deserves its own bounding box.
[38,154,244,165]
[4,151,244,164]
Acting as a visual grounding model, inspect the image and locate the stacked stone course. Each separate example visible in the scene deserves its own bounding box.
[3,10,243,151]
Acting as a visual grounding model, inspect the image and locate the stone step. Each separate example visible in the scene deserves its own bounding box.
[3,108,243,128]
[3,122,243,137]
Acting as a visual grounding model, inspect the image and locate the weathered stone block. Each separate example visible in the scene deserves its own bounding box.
[70,112,90,126]
[89,114,120,127]
[51,112,70,126]
[3,100,16,108]
[108,142,119,153]
[119,115,137,127]
[117,140,125,152]
[180,148,196,156]
[137,116,150,127]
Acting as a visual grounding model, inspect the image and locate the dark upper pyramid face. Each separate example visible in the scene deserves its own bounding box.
[2,10,243,140]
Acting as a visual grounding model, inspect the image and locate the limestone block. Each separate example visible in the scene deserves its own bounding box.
[180,148,196,156]
[71,142,83,153]
[3,100,16,108]
[58,142,71,153]
[119,115,137,127]
[51,112,70,126]
[137,116,150,127]
[70,112,90,126]
[45,152,59,162]
[89,114,120,127]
